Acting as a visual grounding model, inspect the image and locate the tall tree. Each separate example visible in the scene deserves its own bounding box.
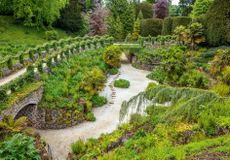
[190,0,213,18]
[13,0,67,27]
[155,0,169,19]
[56,0,83,32]
[178,0,196,16]
[89,6,107,35]
[106,0,135,38]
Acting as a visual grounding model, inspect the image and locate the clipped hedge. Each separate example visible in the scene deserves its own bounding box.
[162,17,173,35]
[162,16,192,35]
[141,18,163,37]
[206,0,230,46]
[172,16,192,31]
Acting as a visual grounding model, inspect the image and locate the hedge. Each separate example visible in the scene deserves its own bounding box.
[162,17,173,35]
[0,35,113,77]
[141,18,163,37]
[206,0,230,46]
[162,16,192,35]
[172,16,192,31]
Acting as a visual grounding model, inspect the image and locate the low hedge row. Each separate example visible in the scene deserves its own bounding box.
[139,35,176,46]
[0,35,114,74]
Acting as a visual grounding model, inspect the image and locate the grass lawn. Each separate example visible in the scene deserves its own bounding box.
[0,16,69,59]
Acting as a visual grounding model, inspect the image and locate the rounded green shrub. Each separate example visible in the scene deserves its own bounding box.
[114,79,130,88]
[45,30,59,40]
[103,45,122,68]
[86,112,96,121]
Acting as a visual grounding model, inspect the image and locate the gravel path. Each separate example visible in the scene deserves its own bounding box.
[0,68,27,86]
[37,64,152,160]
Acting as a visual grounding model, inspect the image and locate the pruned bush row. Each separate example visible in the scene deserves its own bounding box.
[0,35,114,74]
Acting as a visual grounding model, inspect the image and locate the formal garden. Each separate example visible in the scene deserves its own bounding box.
[0,0,230,159]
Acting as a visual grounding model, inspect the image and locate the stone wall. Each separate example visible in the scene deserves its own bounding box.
[0,87,43,121]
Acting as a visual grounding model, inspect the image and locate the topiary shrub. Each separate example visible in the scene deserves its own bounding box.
[103,45,122,68]
[141,18,163,37]
[114,79,130,88]
[45,30,59,40]
[92,95,107,107]
[206,0,230,46]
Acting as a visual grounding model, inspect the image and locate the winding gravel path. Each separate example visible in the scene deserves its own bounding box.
[0,68,27,86]
[37,64,152,160]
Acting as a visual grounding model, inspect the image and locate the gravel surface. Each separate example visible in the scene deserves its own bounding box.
[37,64,152,160]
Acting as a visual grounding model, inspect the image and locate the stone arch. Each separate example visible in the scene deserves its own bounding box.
[14,103,37,124]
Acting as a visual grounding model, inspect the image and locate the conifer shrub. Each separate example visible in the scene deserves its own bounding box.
[140,18,163,37]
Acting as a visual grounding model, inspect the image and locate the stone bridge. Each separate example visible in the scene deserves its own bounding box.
[0,87,43,121]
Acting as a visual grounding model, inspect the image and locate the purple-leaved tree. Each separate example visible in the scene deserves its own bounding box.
[154,0,169,19]
[89,6,108,35]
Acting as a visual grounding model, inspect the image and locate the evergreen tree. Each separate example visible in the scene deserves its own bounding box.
[191,0,213,18]
[56,0,83,32]
[106,0,135,39]
[137,10,144,19]
[178,0,195,16]
[132,18,141,40]
[108,16,124,40]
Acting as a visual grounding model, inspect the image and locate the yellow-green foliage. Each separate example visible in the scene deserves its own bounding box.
[103,45,122,68]
[69,84,230,160]
[80,68,106,96]
[132,18,141,41]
